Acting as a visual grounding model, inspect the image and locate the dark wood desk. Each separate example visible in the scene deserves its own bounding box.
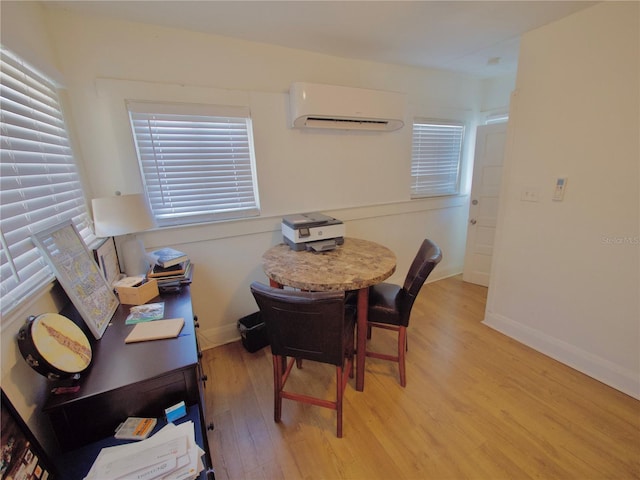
[262,238,396,391]
[43,287,213,475]
[55,405,208,480]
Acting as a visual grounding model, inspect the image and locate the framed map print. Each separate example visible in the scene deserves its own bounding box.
[91,236,121,287]
[1,389,56,479]
[32,220,119,339]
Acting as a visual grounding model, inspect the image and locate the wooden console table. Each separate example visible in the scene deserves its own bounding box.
[43,286,214,478]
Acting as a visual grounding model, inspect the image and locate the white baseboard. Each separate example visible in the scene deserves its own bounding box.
[483,311,640,400]
[428,266,463,283]
[197,323,241,351]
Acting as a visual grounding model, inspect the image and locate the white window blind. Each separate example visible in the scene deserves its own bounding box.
[0,48,94,316]
[127,101,260,227]
[411,120,465,197]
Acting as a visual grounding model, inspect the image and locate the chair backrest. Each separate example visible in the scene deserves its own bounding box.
[398,239,442,321]
[250,282,351,367]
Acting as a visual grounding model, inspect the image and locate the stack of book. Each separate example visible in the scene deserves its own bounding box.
[146,247,193,291]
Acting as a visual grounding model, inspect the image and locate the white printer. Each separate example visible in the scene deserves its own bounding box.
[281,212,345,251]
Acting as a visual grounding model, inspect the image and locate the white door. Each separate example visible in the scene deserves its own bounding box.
[463,122,507,286]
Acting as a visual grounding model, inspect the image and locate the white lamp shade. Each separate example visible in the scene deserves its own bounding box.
[92,194,156,237]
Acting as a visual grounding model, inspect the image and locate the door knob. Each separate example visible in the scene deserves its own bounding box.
[472,199,478,205]
[470,219,477,225]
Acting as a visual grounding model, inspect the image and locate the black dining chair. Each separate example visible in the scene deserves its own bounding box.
[365,238,442,387]
[249,281,355,438]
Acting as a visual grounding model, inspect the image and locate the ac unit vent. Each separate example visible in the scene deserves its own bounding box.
[307,117,388,125]
[289,83,405,132]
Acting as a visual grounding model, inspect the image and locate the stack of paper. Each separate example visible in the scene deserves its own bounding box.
[84,421,205,480]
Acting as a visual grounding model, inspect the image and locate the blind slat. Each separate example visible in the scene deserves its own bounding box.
[411,120,464,198]
[128,105,260,227]
[0,48,94,317]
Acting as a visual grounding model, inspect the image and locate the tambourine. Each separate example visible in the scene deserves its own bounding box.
[17,313,92,380]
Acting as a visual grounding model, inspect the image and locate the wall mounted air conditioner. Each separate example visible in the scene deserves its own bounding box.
[289,82,406,132]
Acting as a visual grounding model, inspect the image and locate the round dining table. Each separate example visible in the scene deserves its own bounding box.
[262,237,397,391]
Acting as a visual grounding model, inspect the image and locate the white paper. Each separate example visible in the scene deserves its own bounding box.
[84,422,204,480]
[92,437,186,479]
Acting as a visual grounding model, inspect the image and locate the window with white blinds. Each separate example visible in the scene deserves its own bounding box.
[411,120,465,198]
[127,101,260,228]
[0,48,94,316]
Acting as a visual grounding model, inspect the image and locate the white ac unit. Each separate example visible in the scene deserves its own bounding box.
[289,82,406,132]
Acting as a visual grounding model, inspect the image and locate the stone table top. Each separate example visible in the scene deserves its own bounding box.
[262,237,396,291]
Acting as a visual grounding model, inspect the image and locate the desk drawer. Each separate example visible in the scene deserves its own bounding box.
[48,367,199,451]
[54,405,211,479]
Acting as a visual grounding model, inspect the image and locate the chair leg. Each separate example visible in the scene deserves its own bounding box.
[273,355,351,438]
[273,355,283,422]
[280,356,287,373]
[349,349,355,379]
[398,327,407,387]
[336,366,343,438]
[366,322,408,387]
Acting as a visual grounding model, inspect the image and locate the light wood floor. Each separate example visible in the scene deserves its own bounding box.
[202,275,640,479]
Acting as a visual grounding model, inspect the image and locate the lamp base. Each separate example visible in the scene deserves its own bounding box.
[120,235,149,277]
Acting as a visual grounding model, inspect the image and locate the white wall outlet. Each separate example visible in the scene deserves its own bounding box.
[521,188,540,202]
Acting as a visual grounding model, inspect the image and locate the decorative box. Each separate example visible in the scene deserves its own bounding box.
[116,279,159,305]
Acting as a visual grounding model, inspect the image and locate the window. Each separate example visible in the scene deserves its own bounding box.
[127,101,260,228]
[0,48,94,316]
[411,120,465,198]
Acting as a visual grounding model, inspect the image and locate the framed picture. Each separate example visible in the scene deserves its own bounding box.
[32,220,119,339]
[91,236,122,288]
[1,389,56,479]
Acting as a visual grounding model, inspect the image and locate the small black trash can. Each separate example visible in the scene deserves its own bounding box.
[237,312,269,353]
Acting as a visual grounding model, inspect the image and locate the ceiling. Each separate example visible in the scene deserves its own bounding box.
[43,1,595,78]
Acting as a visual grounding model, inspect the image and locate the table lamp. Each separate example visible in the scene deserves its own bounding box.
[92,193,156,276]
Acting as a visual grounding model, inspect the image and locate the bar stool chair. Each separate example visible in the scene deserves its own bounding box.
[250,281,355,438]
[365,238,442,387]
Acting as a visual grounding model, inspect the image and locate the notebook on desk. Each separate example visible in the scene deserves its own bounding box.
[124,318,185,344]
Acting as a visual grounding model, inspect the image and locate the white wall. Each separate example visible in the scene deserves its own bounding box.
[480,74,516,114]
[41,8,488,347]
[1,3,516,452]
[485,2,640,398]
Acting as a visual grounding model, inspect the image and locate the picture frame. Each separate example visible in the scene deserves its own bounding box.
[91,236,122,288]
[1,389,56,479]
[32,220,119,339]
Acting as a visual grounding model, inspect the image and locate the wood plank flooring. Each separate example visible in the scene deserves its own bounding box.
[202,275,640,479]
